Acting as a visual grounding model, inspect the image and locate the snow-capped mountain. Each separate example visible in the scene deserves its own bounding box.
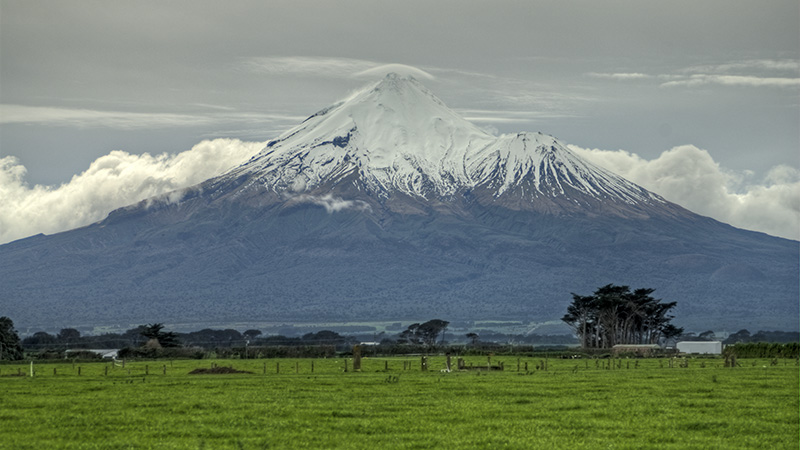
[0,74,796,332]
[217,74,665,215]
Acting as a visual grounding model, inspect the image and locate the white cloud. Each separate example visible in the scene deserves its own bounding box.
[0,139,263,244]
[586,59,800,89]
[244,56,378,78]
[661,74,800,88]
[245,57,436,81]
[292,194,371,213]
[0,104,212,128]
[569,144,800,241]
[682,59,800,75]
[457,109,564,123]
[587,72,652,80]
[0,104,306,129]
[353,64,435,80]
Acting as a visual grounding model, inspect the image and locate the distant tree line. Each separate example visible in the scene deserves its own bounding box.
[17,323,366,359]
[562,284,683,349]
[721,329,800,345]
[8,307,799,361]
[724,342,799,359]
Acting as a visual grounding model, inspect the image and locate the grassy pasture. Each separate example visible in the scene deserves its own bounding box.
[1,356,797,449]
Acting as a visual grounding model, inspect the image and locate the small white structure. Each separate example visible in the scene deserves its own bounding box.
[65,349,119,359]
[676,341,722,355]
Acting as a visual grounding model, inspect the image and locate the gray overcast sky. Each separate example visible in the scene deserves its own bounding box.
[1,0,799,242]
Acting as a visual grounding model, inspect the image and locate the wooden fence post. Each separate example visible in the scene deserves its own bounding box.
[421,356,428,371]
[353,345,362,372]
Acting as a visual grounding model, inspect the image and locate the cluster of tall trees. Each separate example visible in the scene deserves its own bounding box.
[562,284,683,349]
[396,320,449,346]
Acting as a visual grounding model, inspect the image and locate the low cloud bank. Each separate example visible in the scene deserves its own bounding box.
[570,144,799,241]
[0,139,263,244]
[1,140,796,244]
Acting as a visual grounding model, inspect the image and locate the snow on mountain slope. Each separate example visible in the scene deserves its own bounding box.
[223,73,665,208]
[468,132,662,205]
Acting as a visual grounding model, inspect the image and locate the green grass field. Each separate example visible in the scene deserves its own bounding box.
[1,356,797,449]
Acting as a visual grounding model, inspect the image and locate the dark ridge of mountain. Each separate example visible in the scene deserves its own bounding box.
[1,74,797,331]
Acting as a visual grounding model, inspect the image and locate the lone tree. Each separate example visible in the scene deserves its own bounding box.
[243,329,263,341]
[140,323,181,348]
[57,328,81,344]
[561,284,683,349]
[0,316,24,360]
[397,319,449,346]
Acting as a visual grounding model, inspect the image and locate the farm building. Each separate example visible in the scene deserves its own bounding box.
[612,344,661,356]
[676,341,722,355]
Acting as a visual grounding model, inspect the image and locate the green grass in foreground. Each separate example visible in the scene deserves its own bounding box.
[1,356,797,449]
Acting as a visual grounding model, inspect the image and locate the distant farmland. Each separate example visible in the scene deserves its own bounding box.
[2,356,798,449]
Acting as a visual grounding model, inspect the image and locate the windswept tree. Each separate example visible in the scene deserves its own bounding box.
[397,319,449,346]
[141,323,181,348]
[397,323,422,345]
[562,284,682,349]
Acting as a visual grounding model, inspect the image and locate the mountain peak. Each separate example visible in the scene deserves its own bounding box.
[224,76,667,213]
[371,71,420,88]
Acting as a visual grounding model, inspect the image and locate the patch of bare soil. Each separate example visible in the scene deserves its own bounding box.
[188,366,252,375]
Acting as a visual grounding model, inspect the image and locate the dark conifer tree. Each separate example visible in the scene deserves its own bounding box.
[562,285,682,349]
